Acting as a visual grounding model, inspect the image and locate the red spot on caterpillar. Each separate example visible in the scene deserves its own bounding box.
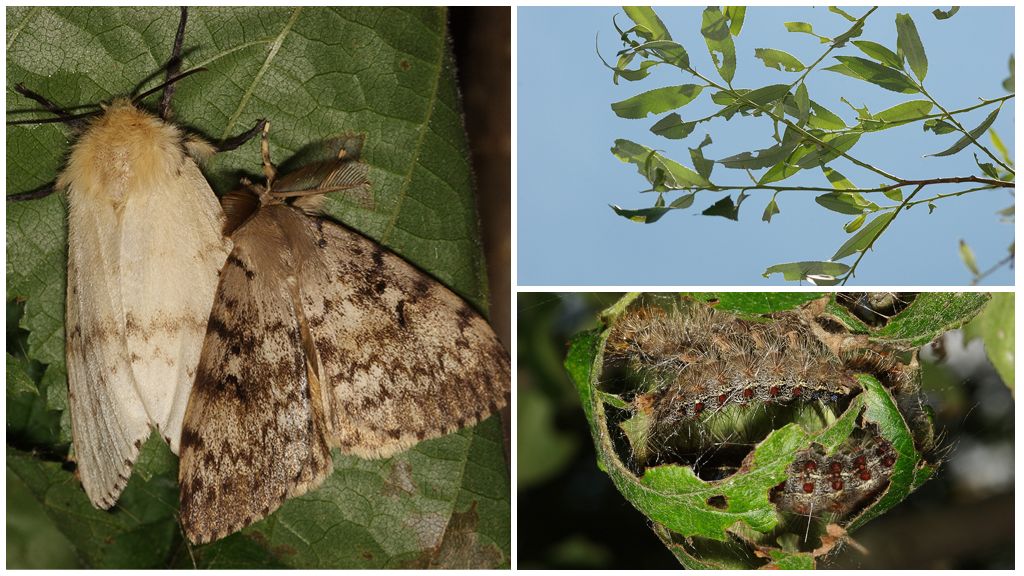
[828,461,842,474]
[742,388,754,399]
[859,469,872,481]
[694,401,704,414]
[882,455,896,467]
[791,385,802,397]
[854,455,867,468]
[717,393,727,405]
[804,460,817,472]
[831,479,844,491]
[802,482,815,494]
[769,385,780,397]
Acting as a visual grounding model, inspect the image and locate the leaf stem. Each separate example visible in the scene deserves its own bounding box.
[971,251,1015,285]
[791,7,877,89]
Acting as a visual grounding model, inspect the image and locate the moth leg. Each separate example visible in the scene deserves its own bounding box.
[13,83,72,119]
[7,182,56,202]
[216,118,267,153]
[260,120,278,186]
[158,6,189,120]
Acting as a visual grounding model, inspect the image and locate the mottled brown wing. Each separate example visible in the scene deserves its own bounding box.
[178,207,332,545]
[284,207,511,459]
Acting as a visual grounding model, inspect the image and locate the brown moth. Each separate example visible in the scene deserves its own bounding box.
[178,124,511,544]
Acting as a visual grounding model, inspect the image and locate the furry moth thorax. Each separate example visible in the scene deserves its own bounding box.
[58,99,215,202]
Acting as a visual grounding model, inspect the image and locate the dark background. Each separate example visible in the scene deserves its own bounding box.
[517,293,1014,569]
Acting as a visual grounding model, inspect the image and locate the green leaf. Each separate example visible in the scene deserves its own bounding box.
[611,139,710,188]
[6,7,507,568]
[896,13,928,81]
[7,352,38,397]
[932,7,960,20]
[762,261,850,282]
[823,166,855,190]
[1003,55,1014,92]
[844,213,867,233]
[754,48,805,72]
[958,239,980,276]
[611,204,669,224]
[859,100,933,130]
[832,212,896,260]
[623,6,672,41]
[718,142,798,170]
[828,6,858,22]
[884,188,904,202]
[689,134,714,181]
[701,7,736,83]
[923,118,957,135]
[963,293,1014,392]
[815,191,878,215]
[724,6,746,36]
[808,101,847,129]
[826,56,919,93]
[784,21,828,42]
[989,128,1011,165]
[611,84,704,119]
[928,107,1001,157]
[762,196,781,222]
[831,19,865,47]
[702,193,746,221]
[873,292,990,347]
[795,133,861,169]
[852,40,903,69]
[974,153,1000,179]
[650,113,697,139]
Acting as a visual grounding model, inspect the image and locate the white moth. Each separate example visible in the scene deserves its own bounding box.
[9,8,262,509]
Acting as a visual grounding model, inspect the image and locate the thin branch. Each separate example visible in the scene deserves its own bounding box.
[917,83,1015,175]
[971,251,1014,285]
[653,175,1013,195]
[840,184,925,285]
[791,7,877,89]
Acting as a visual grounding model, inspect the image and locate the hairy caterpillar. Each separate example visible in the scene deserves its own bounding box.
[603,296,931,536]
[7,8,263,509]
[178,124,511,544]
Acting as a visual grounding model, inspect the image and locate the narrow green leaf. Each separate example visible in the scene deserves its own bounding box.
[958,239,980,276]
[762,196,780,222]
[832,212,896,260]
[794,84,810,124]
[1003,55,1014,92]
[612,59,659,83]
[932,7,960,20]
[832,19,865,47]
[884,188,903,202]
[808,101,847,129]
[828,7,858,22]
[974,153,1000,179]
[670,193,696,209]
[815,192,878,215]
[689,135,714,181]
[611,139,710,188]
[754,48,805,72]
[860,100,933,130]
[844,213,866,233]
[823,166,855,190]
[827,56,919,93]
[611,204,670,224]
[989,129,1011,165]
[650,113,697,140]
[896,13,928,81]
[852,40,903,69]
[796,133,861,169]
[784,22,815,34]
[623,7,672,41]
[724,6,746,36]
[923,118,957,135]
[701,7,736,83]
[928,108,1001,157]
[762,261,850,281]
[719,144,795,170]
[611,84,704,119]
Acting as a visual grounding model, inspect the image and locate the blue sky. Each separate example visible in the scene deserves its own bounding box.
[518,6,1014,286]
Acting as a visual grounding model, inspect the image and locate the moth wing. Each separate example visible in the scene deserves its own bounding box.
[66,192,151,509]
[119,159,229,453]
[295,212,510,458]
[178,209,331,545]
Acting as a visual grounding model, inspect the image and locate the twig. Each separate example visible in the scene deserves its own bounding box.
[840,184,925,284]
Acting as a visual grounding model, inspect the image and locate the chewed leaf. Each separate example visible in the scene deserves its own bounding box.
[762,261,850,281]
[611,85,704,119]
[755,48,805,72]
[832,212,895,260]
[826,56,919,93]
